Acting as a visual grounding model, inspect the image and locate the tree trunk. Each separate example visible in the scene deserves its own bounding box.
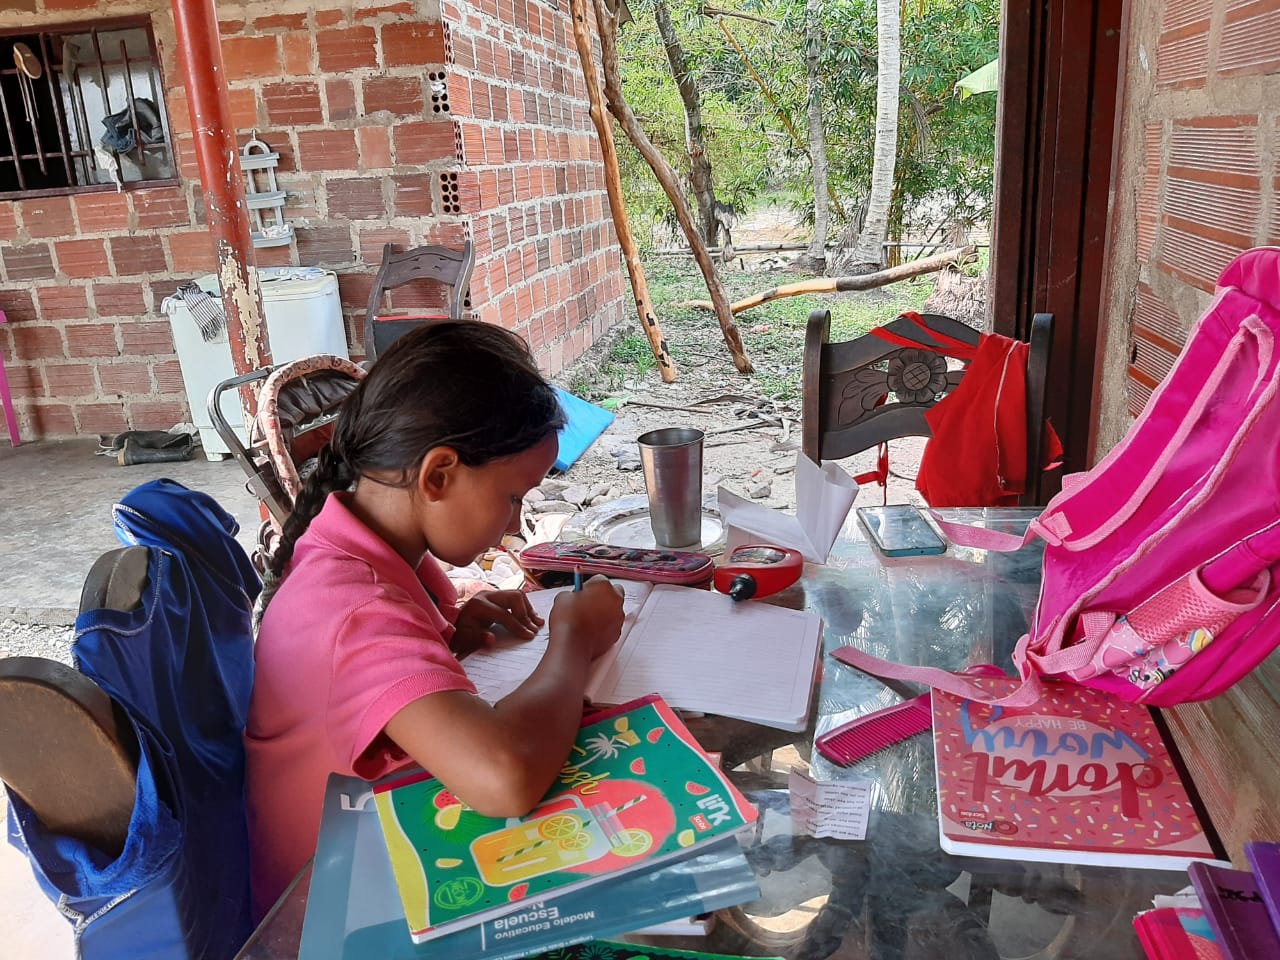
[851,0,900,269]
[591,0,753,374]
[715,17,846,221]
[653,0,718,248]
[799,0,830,274]
[566,0,677,381]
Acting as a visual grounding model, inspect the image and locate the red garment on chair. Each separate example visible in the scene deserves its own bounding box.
[916,333,1062,507]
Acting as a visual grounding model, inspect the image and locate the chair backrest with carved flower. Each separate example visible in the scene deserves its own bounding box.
[801,309,1054,506]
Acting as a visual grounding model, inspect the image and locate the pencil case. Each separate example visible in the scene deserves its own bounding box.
[517,541,715,589]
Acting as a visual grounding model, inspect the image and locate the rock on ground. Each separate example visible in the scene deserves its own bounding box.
[0,620,74,664]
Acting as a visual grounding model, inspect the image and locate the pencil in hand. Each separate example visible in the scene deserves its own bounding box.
[573,565,583,592]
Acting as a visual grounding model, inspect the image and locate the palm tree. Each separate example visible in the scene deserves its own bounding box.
[850,0,901,269]
[580,731,631,764]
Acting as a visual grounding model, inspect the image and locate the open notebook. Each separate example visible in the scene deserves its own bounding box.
[462,582,823,731]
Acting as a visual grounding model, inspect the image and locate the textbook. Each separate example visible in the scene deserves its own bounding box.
[462,580,824,731]
[373,696,759,943]
[298,775,759,960]
[523,940,779,960]
[1187,862,1280,960]
[1243,840,1280,938]
[1133,906,1224,960]
[931,677,1225,870]
[632,913,716,936]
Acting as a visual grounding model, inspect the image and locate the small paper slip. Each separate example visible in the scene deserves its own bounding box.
[788,766,870,840]
[1151,888,1201,910]
[718,452,859,563]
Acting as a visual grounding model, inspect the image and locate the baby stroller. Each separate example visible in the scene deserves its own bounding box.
[209,354,365,572]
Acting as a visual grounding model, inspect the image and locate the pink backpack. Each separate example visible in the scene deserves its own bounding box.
[837,246,1280,708]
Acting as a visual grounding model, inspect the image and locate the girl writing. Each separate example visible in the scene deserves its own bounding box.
[244,321,625,919]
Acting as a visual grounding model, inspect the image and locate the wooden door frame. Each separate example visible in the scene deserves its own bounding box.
[991,0,1126,483]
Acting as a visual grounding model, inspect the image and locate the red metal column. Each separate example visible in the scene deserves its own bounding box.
[170,0,271,397]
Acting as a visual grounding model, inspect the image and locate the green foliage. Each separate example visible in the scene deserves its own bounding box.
[764,0,1000,240]
[608,333,659,370]
[579,333,660,396]
[614,0,1000,245]
[614,0,776,244]
[583,259,933,401]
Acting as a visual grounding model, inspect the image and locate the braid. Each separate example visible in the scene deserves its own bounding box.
[268,445,355,580]
[258,321,566,620]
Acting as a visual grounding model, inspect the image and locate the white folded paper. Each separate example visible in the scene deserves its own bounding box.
[788,765,871,840]
[717,452,859,563]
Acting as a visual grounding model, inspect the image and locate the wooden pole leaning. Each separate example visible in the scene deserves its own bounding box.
[567,0,677,383]
[684,245,977,316]
[590,0,753,375]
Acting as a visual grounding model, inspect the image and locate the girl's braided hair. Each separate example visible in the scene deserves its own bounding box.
[267,320,565,581]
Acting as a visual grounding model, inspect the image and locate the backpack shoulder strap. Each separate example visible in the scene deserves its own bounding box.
[830,645,1049,707]
[928,512,1045,552]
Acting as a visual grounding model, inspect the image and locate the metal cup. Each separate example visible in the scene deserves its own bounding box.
[637,427,704,548]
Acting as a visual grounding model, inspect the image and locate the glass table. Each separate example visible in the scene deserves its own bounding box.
[237,508,1184,960]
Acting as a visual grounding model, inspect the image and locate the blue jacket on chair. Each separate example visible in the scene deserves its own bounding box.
[6,479,260,960]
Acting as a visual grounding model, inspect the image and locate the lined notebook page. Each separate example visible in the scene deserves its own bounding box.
[462,579,651,704]
[587,584,823,731]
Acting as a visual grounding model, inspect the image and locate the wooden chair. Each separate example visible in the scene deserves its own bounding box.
[0,546,147,858]
[362,241,475,362]
[801,309,1055,506]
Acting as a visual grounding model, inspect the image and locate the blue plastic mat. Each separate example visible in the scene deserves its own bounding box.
[553,387,615,472]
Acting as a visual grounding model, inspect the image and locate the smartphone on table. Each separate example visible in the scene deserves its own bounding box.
[856,504,947,557]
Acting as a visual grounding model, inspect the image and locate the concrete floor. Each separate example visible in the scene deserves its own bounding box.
[0,439,262,623]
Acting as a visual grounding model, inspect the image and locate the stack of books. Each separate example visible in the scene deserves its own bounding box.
[299,695,764,959]
[522,941,780,960]
[523,941,780,960]
[1132,841,1280,959]
[925,675,1280,959]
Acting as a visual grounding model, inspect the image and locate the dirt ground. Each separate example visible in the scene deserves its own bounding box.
[524,206,928,553]
[543,324,924,526]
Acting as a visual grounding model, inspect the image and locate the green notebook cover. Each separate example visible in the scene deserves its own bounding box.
[372,696,758,942]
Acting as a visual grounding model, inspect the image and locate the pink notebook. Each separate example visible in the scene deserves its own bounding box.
[931,677,1225,870]
[1133,906,1223,960]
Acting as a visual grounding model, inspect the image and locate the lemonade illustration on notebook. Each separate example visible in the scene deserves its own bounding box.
[472,792,651,885]
[372,696,757,943]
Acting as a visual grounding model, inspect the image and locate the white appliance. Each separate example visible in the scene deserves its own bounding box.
[163,266,349,460]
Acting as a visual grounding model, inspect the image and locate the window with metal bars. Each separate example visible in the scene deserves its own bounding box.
[1,17,175,199]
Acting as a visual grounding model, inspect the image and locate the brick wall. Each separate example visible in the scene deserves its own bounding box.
[1094,0,1280,453]
[0,0,625,441]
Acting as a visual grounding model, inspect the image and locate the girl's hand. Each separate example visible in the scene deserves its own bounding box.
[452,589,544,657]
[548,575,625,659]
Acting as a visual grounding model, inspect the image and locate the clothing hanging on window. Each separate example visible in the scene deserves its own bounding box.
[100,97,164,154]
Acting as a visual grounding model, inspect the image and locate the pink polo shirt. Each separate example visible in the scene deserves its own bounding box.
[244,493,476,920]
